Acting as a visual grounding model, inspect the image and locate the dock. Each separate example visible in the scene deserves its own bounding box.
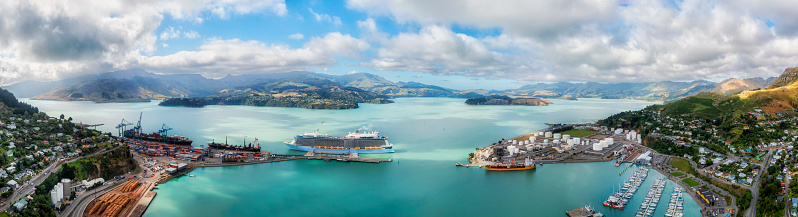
[304,152,392,163]
[565,205,600,217]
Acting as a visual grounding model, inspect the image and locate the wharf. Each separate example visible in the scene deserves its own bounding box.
[305,152,392,163]
[127,183,156,217]
[565,206,598,217]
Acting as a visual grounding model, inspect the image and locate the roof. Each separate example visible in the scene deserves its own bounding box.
[14,199,27,206]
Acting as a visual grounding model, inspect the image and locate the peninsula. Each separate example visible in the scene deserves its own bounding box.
[465,95,552,106]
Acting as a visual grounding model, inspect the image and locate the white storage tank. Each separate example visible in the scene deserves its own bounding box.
[562,134,571,140]
[544,132,553,138]
[553,133,562,139]
[593,143,603,151]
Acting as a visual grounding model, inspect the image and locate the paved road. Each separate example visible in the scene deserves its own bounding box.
[0,144,122,212]
[746,150,772,217]
[60,179,127,217]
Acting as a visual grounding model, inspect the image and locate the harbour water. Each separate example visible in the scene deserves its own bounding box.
[24,97,700,216]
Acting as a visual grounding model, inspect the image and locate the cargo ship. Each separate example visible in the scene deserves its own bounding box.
[208,138,261,152]
[484,158,536,171]
[284,130,394,154]
[124,129,193,146]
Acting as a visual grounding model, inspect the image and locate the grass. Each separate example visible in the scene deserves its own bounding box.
[670,172,685,177]
[683,178,700,187]
[670,158,692,172]
[560,129,597,138]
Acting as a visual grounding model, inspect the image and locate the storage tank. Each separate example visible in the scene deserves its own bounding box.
[562,134,571,140]
[607,138,614,145]
[593,143,603,151]
[544,132,553,138]
[553,139,560,144]
[553,133,562,139]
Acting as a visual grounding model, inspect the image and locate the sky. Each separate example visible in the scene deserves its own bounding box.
[1,0,798,90]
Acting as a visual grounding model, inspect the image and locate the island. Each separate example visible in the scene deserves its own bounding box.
[464,95,552,106]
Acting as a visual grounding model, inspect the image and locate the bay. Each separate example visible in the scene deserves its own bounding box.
[23,97,700,216]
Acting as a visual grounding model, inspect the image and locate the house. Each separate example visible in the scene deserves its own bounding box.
[13,173,25,180]
[12,199,27,211]
[7,180,18,188]
[5,150,11,157]
[7,166,15,173]
[0,169,7,178]
[791,198,798,208]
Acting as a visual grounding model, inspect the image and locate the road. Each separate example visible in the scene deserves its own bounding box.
[59,179,127,217]
[746,150,772,217]
[0,144,122,212]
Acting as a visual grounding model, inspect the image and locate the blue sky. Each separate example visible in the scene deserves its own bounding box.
[1,0,798,89]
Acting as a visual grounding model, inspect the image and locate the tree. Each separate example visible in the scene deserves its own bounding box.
[59,114,64,120]
[67,117,72,122]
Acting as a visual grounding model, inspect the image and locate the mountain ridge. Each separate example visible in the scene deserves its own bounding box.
[5,69,780,103]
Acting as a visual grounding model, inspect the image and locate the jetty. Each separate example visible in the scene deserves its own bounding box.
[566,205,602,217]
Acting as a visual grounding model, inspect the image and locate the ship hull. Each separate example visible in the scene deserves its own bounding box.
[208,143,261,152]
[285,143,395,154]
[484,165,536,171]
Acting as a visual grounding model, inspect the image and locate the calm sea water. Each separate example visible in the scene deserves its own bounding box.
[23,98,700,217]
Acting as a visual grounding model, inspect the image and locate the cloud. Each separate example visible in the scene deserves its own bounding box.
[139,32,369,76]
[183,31,200,39]
[289,33,305,40]
[368,25,508,75]
[351,0,798,82]
[347,0,617,40]
[308,8,342,26]
[0,0,286,85]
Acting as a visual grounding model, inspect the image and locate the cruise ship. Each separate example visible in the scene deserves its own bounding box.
[284,130,394,154]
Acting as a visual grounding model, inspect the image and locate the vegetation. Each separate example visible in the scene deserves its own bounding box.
[559,129,597,137]
[670,172,685,177]
[0,88,39,115]
[756,170,785,217]
[160,79,387,109]
[682,178,700,187]
[464,95,552,106]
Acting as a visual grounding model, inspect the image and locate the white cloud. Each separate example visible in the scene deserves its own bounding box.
[0,0,286,85]
[289,33,305,40]
[350,0,798,82]
[347,0,616,39]
[308,8,342,26]
[369,25,507,75]
[139,32,369,76]
[183,31,200,39]
[160,27,200,40]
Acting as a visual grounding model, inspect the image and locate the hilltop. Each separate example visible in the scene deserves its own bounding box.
[616,67,798,122]
[159,77,390,109]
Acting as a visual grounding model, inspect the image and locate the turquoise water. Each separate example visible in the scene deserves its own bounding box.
[24,98,700,216]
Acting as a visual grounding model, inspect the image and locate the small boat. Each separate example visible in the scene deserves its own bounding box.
[188,174,195,177]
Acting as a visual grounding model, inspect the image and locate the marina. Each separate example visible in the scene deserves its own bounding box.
[603,166,649,209]
[634,178,667,217]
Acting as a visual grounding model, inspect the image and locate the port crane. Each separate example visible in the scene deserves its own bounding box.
[158,124,173,137]
[115,119,134,138]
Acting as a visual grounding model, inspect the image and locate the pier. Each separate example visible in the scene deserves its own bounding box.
[565,205,601,217]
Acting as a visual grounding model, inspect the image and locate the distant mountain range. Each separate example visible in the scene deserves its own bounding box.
[2,68,779,104]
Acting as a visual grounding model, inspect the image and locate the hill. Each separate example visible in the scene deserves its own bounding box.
[32,77,190,102]
[767,67,798,89]
[638,67,798,121]
[489,78,775,102]
[465,95,552,106]
[159,77,391,109]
